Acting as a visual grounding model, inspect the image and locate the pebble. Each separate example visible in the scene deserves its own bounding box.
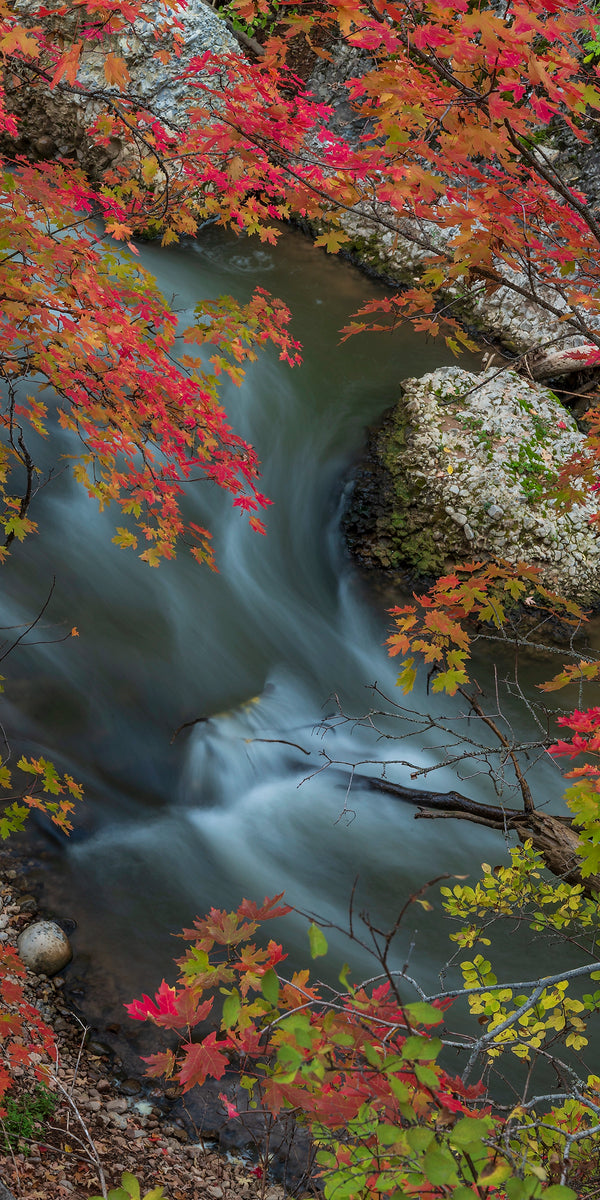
[119,1077,141,1096]
[86,1039,112,1057]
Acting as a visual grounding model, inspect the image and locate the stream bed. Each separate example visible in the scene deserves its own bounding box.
[0,225,575,1078]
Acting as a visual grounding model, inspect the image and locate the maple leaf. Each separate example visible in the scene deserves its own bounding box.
[141,1049,176,1078]
[103,53,131,91]
[219,1092,239,1120]
[125,978,178,1021]
[106,221,133,240]
[155,992,214,1030]
[177,1032,229,1092]
[0,27,40,57]
[50,41,82,88]
[313,229,350,254]
[237,894,292,921]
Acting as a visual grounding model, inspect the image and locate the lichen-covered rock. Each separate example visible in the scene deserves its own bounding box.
[343,365,600,605]
[74,0,241,128]
[17,919,72,976]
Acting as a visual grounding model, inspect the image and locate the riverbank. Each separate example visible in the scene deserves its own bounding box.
[0,850,288,1200]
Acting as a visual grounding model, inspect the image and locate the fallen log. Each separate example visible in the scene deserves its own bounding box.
[527,342,600,380]
[359,775,600,896]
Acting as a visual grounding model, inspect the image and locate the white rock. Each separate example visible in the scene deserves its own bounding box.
[15,0,243,176]
[17,920,72,976]
[367,366,600,604]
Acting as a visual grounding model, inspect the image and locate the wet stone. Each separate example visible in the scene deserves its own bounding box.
[119,1078,142,1096]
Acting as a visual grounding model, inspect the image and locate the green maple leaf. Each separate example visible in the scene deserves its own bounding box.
[314,229,349,254]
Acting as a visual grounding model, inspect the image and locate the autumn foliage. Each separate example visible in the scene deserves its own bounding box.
[0,943,54,1101]
[127,896,510,1199]
[1,0,600,568]
[126,885,600,1199]
[5,0,600,1195]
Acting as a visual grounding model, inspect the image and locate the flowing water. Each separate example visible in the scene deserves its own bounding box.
[0,226,575,1050]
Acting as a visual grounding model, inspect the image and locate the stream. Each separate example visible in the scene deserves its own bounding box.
[0,224,577,1076]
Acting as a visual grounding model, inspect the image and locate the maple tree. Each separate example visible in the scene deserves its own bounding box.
[0,0,599,571]
[126,882,600,1198]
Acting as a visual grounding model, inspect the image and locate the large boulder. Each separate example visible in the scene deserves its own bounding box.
[343,366,600,605]
[7,0,242,172]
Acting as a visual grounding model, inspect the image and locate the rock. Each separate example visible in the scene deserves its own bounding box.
[17,920,72,976]
[0,1181,16,1200]
[34,135,55,157]
[10,0,243,180]
[343,366,600,606]
[119,1078,142,1096]
[86,1039,112,1057]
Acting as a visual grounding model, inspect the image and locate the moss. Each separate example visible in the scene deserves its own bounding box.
[132,222,163,242]
[369,398,460,577]
[344,231,381,269]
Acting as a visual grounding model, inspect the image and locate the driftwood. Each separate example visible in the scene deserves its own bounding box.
[359,775,600,896]
[527,342,600,380]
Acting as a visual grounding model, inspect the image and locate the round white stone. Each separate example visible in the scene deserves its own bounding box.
[17,920,72,976]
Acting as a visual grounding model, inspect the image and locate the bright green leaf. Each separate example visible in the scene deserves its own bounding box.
[261,967,280,1006]
[308,922,328,958]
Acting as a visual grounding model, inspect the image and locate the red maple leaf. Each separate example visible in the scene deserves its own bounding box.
[177,1033,229,1092]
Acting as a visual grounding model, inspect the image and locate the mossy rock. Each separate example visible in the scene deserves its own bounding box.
[343,365,600,606]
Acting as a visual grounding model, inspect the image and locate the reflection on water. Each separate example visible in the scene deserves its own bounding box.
[0,226,570,1032]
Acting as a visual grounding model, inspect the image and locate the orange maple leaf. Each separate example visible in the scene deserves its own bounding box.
[49,41,82,88]
[104,53,131,91]
[178,1033,229,1092]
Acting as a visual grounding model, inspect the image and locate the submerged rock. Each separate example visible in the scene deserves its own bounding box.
[17,919,72,976]
[343,365,600,606]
